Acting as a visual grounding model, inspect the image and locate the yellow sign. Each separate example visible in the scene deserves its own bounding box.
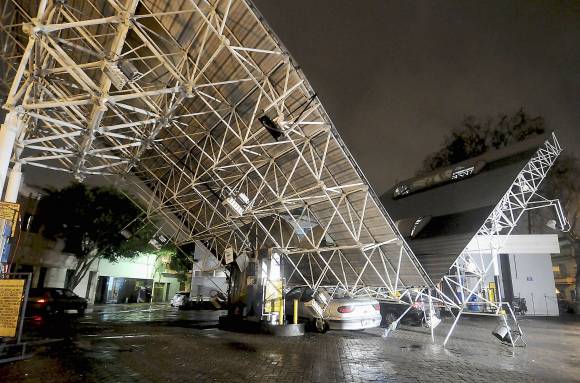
[0,201,20,236]
[264,280,283,314]
[0,279,25,337]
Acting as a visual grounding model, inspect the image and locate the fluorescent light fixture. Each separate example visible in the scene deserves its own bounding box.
[222,191,251,216]
[223,196,244,216]
[238,192,250,205]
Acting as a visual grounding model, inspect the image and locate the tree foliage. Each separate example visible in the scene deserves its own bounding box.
[420,109,545,173]
[34,183,152,289]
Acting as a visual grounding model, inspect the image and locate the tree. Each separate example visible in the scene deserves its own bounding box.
[34,183,153,290]
[420,108,545,173]
[543,154,580,313]
[152,245,192,282]
[422,109,580,313]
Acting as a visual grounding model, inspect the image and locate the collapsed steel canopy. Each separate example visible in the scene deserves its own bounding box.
[0,0,431,293]
[382,133,563,283]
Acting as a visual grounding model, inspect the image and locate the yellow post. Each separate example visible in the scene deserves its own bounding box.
[488,282,496,302]
[293,299,298,324]
[279,297,284,325]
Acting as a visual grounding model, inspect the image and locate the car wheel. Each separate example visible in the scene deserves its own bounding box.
[314,318,328,333]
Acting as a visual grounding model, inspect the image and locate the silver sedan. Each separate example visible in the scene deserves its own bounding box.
[284,286,382,332]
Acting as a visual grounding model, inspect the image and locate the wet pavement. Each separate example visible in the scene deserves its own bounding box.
[1,304,579,382]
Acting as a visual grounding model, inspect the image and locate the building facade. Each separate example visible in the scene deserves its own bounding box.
[9,184,188,304]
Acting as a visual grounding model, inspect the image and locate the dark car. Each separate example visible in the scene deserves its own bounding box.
[380,301,425,326]
[26,288,88,316]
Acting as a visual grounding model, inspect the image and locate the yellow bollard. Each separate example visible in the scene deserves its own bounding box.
[279,297,284,325]
[293,299,298,324]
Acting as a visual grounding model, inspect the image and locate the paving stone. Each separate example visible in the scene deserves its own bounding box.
[0,305,578,382]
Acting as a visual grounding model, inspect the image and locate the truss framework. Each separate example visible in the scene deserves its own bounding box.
[1,2,567,347]
[0,1,29,105]
[434,133,564,346]
[0,0,430,298]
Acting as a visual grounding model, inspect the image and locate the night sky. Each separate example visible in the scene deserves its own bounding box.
[253,0,580,194]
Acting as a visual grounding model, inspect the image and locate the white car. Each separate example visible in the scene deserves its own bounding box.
[284,286,382,332]
[170,292,190,307]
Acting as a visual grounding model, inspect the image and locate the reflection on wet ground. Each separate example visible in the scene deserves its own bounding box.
[1,304,578,382]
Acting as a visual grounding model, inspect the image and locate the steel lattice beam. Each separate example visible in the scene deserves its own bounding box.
[1,0,431,297]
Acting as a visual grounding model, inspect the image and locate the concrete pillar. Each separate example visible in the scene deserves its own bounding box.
[0,111,21,199]
[4,162,22,203]
[44,267,67,288]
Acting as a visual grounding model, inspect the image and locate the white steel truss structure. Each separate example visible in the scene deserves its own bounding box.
[1,2,567,347]
[435,133,565,346]
[0,1,29,106]
[378,134,566,346]
[0,0,432,298]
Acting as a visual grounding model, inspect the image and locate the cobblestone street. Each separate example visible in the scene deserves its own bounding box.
[1,304,578,382]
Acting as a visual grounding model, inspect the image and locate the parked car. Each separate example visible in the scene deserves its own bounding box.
[380,294,442,327]
[26,288,88,316]
[284,286,382,332]
[170,291,190,308]
[380,300,425,326]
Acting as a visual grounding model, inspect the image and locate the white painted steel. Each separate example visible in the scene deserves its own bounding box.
[0,0,430,297]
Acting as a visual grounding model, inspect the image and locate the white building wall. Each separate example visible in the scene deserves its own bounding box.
[44,267,66,288]
[98,254,156,279]
[475,252,559,316]
[98,253,182,302]
[509,253,559,316]
[15,235,182,303]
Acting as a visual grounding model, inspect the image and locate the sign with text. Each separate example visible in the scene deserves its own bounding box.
[224,247,234,264]
[0,202,20,236]
[0,279,25,337]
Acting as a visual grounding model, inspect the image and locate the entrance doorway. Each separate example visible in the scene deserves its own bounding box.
[153,282,165,302]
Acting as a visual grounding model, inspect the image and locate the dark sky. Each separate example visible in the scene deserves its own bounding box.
[253,0,580,194]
